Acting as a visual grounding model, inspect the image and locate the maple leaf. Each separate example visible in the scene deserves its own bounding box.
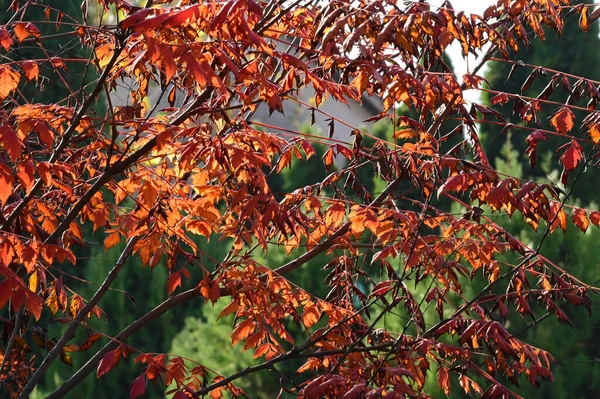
[550,106,575,134]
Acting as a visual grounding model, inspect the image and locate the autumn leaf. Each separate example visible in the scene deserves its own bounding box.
[590,211,600,227]
[550,106,575,134]
[0,65,20,100]
[97,350,118,378]
[0,162,14,205]
[26,293,43,321]
[21,61,39,81]
[218,300,239,319]
[437,366,450,396]
[0,124,23,161]
[104,231,122,250]
[0,27,13,50]
[166,270,182,294]
[351,71,368,95]
[231,319,255,346]
[580,6,590,32]
[559,140,583,172]
[588,123,600,144]
[80,334,102,351]
[572,208,590,232]
[129,375,147,399]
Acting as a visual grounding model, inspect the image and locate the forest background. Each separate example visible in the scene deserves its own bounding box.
[2,0,600,398]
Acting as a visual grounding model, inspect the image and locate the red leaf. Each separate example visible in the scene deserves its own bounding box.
[120,8,155,30]
[26,293,43,320]
[590,211,600,227]
[0,27,12,50]
[80,333,102,351]
[97,349,118,378]
[129,375,147,399]
[0,162,14,205]
[559,140,583,172]
[0,124,23,162]
[491,92,510,106]
[172,392,189,399]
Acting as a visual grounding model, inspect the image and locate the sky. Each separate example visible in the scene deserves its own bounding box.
[426,0,495,102]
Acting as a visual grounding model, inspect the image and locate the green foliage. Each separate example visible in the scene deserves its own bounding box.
[168,303,276,397]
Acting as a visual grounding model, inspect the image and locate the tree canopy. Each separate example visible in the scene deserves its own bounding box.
[2,1,600,398]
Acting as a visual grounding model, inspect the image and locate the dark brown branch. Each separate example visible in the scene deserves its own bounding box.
[0,313,20,378]
[20,236,138,399]
[195,342,393,397]
[45,286,203,399]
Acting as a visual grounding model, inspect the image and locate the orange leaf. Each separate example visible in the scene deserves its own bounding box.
[22,243,39,273]
[0,163,14,205]
[572,208,590,232]
[218,300,239,319]
[325,201,346,228]
[104,231,121,250]
[550,107,575,134]
[351,71,368,95]
[588,123,600,144]
[17,162,35,194]
[302,305,321,329]
[13,23,30,42]
[21,61,39,81]
[80,333,102,351]
[231,319,255,346]
[0,65,20,100]
[166,270,182,294]
[437,366,450,396]
[580,6,590,32]
[0,124,22,162]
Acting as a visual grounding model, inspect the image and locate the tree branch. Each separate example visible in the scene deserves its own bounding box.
[20,236,138,399]
[45,286,202,399]
[1,42,124,232]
